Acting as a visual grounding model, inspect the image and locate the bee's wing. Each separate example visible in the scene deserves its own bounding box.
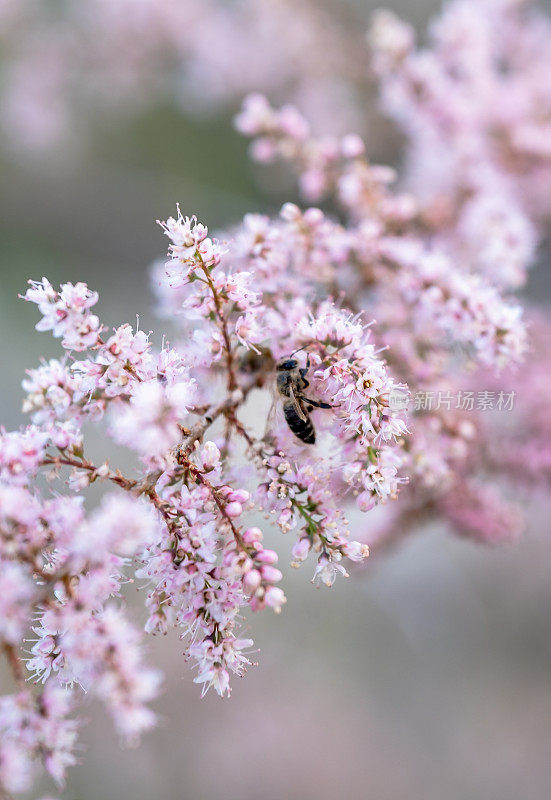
[264,380,282,439]
[289,384,308,421]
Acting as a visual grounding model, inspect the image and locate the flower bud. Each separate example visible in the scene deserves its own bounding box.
[264,586,287,613]
[291,537,311,561]
[280,202,301,221]
[341,133,365,159]
[303,207,324,227]
[243,569,262,594]
[228,489,250,504]
[242,527,263,544]
[201,441,220,470]
[260,565,283,584]
[249,595,263,613]
[255,549,278,565]
[96,462,110,478]
[251,137,277,163]
[225,501,243,518]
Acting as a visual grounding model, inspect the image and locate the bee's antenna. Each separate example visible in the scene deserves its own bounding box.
[289,346,307,358]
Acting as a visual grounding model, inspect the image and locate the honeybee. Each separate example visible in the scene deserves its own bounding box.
[275,353,331,444]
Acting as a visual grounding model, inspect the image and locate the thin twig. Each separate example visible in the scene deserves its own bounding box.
[2,642,25,689]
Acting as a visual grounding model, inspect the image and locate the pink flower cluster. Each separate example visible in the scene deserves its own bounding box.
[0,686,77,794]
[0,0,363,152]
[234,90,534,532]
[369,0,551,287]
[363,0,551,547]
[1,195,411,792]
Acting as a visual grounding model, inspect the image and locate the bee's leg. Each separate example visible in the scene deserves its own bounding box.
[304,397,332,409]
[300,354,311,386]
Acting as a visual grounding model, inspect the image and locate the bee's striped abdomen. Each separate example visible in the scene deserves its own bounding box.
[284,403,315,444]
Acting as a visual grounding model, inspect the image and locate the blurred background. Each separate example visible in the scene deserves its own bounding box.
[2,1,551,798]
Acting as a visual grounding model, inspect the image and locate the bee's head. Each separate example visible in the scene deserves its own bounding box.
[276,357,298,371]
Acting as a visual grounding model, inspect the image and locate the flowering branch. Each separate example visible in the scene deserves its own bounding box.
[4,2,551,795]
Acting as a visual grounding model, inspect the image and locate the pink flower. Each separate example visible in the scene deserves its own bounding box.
[109,378,196,460]
[0,562,35,644]
[312,554,348,587]
[0,427,49,485]
[23,278,100,351]
[263,585,286,612]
